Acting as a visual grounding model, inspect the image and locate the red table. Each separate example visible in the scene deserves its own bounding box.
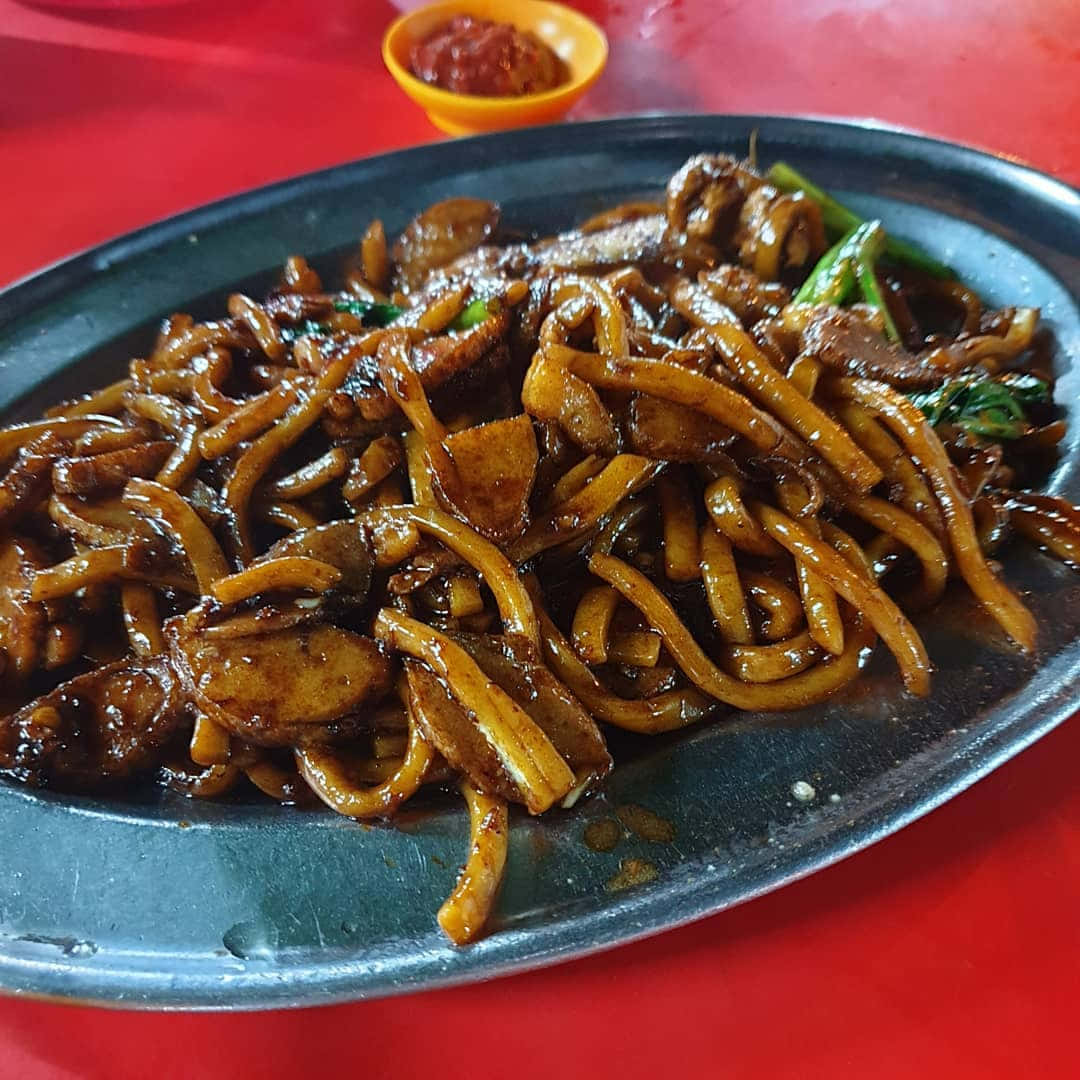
[1,1,1078,1075]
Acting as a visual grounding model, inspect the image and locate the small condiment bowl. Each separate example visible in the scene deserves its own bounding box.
[382,0,608,136]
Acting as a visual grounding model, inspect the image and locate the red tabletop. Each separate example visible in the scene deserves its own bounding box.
[1,1,1079,1075]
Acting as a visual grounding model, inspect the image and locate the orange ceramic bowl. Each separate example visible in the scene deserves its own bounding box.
[382,0,608,136]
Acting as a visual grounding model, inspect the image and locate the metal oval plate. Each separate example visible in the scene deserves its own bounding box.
[0,116,1078,1009]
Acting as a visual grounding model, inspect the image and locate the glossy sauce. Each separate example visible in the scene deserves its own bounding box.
[409,16,567,98]
[583,817,621,852]
[605,857,658,892]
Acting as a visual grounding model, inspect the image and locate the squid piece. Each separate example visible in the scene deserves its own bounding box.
[736,185,827,280]
[0,416,123,465]
[699,265,792,327]
[798,306,1040,389]
[0,434,70,528]
[666,153,759,244]
[30,544,196,602]
[123,478,230,594]
[48,493,150,547]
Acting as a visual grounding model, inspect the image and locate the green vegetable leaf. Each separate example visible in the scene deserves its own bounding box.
[794,219,901,342]
[908,374,1050,440]
[450,298,490,331]
[279,298,406,343]
[332,299,404,326]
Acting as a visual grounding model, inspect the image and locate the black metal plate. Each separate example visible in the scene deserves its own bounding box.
[1,115,1078,1010]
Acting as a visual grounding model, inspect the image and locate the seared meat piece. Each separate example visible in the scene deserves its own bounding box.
[0,535,50,681]
[411,310,512,391]
[0,434,69,529]
[342,311,511,421]
[527,215,672,274]
[699,265,791,327]
[52,441,173,496]
[393,198,501,291]
[430,215,676,287]
[801,307,968,389]
[437,214,681,292]
[628,393,737,462]
[509,273,555,363]
[0,657,186,786]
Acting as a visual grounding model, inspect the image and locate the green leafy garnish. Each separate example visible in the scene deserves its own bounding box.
[450,298,490,330]
[332,298,404,326]
[767,161,954,280]
[278,296,491,345]
[279,299,405,343]
[908,374,1050,440]
[794,220,901,342]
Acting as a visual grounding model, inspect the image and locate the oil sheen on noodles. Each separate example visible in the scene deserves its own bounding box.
[0,151,1075,945]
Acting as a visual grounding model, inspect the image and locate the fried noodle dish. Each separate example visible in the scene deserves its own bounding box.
[1,153,1076,944]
